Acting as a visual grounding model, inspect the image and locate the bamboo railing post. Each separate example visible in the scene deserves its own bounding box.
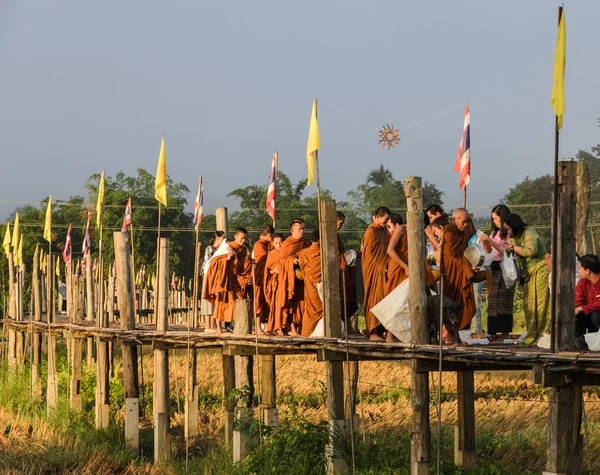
[114,232,140,450]
[70,276,85,411]
[154,238,170,462]
[185,346,199,442]
[405,177,431,475]
[576,161,590,256]
[320,200,347,475]
[85,253,95,369]
[31,249,43,397]
[46,256,58,412]
[233,299,254,462]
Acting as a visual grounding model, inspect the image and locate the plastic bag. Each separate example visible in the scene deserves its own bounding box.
[584,331,600,351]
[500,252,518,289]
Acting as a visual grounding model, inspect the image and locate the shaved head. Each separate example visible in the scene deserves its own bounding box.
[453,208,469,231]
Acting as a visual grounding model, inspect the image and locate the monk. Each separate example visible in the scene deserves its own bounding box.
[202,240,238,333]
[229,227,253,300]
[425,204,446,252]
[272,220,310,336]
[337,211,358,322]
[253,225,274,335]
[299,230,323,336]
[432,208,477,335]
[264,234,284,333]
[361,206,391,340]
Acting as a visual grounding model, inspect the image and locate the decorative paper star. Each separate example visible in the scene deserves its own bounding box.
[378,124,401,150]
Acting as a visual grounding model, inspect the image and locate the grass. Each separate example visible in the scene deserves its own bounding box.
[1,342,600,473]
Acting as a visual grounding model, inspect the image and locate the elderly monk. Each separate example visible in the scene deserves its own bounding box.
[299,230,323,336]
[337,211,358,322]
[362,206,391,340]
[253,225,274,335]
[273,220,310,336]
[434,208,477,334]
[265,234,284,333]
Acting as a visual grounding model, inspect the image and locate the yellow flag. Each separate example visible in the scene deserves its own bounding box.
[43,196,52,243]
[306,99,320,186]
[12,212,19,262]
[550,9,566,130]
[17,235,23,266]
[3,222,11,258]
[56,256,61,278]
[96,171,105,227]
[154,136,168,207]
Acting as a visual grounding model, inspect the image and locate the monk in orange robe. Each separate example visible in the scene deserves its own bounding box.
[202,244,238,332]
[386,213,435,296]
[253,225,274,335]
[299,230,323,336]
[229,228,253,300]
[264,234,284,333]
[432,209,477,335]
[361,206,391,340]
[272,220,310,336]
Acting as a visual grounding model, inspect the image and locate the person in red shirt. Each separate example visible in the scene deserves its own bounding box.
[575,254,600,336]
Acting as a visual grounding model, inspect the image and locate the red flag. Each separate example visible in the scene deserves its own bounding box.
[122,198,132,232]
[266,152,277,223]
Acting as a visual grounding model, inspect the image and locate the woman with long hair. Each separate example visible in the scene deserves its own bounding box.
[200,231,226,333]
[504,213,550,344]
[479,205,515,343]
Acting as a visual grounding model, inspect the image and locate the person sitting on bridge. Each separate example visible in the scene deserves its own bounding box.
[575,254,600,337]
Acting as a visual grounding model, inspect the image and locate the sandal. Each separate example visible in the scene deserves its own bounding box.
[487,334,500,343]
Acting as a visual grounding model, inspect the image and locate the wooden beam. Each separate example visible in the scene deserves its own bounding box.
[455,371,476,468]
[576,161,590,256]
[405,176,430,475]
[260,355,278,427]
[320,200,341,339]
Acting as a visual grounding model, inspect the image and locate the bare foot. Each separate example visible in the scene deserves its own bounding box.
[289,329,300,337]
[256,327,267,336]
[386,332,396,343]
[369,334,384,341]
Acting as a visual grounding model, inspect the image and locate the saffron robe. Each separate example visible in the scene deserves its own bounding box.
[361,223,389,334]
[272,237,309,332]
[299,242,323,336]
[253,239,271,320]
[229,241,253,299]
[202,254,237,322]
[385,234,435,294]
[338,235,358,318]
[264,248,280,332]
[441,222,476,329]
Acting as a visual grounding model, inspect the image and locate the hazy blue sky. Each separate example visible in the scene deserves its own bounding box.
[1,0,599,222]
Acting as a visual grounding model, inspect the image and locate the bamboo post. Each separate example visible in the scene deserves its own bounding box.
[344,361,359,436]
[546,160,582,475]
[154,238,170,462]
[114,232,140,450]
[405,176,431,475]
[31,249,43,397]
[576,161,590,256]
[15,264,26,369]
[70,277,85,411]
[185,346,199,442]
[455,372,476,468]
[85,253,95,369]
[46,254,58,412]
[260,355,278,427]
[320,200,347,475]
[233,299,254,462]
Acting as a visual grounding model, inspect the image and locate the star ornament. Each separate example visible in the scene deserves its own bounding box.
[378,124,400,150]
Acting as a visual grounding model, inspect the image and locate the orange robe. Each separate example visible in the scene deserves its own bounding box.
[299,243,323,336]
[272,237,309,332]
[385,235,436,294]
[253,240,271,319]
[230,242,253,299]
[441,222,476,329]
[202,255,237,322]
[361,223,389,334]
[264,248,280,332]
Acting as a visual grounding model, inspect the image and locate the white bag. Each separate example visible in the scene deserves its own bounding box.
[370,279,412,342]
[584,331,600,351]
[500,252,518,289]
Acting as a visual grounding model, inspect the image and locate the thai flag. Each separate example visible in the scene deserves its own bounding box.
[62,224,72,263]
[193,177,203,231]
[453,104,471,190]
[82,213,91,255]
[266,152,277,222]
[122,198,132,232]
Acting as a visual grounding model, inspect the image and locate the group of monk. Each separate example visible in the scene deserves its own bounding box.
[362,205,478,343]
[202,204,478,343]
[202,212,357,337]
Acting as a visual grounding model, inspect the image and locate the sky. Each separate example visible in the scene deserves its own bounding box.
[1,0,599,222]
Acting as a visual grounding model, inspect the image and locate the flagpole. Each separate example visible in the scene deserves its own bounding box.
[463,186,467,209]
[155,202,162,326]
[550,5,563,353]
[192,228,200,328]
[274,150,278,229]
